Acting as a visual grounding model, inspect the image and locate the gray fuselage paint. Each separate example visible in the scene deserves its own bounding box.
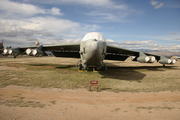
[80,39,107,69]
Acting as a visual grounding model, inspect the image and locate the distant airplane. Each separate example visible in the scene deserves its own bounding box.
[3,32,176,70]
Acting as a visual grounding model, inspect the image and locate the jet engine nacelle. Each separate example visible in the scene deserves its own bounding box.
[8,49,21,55]
[32,49,44,57]
[3,49,9,55]
[148,56,156,63]
[137,56,150,63]
[159,58,172,64]
[26,48,33,56]
[170,58,176,64]
[3,48,21,55]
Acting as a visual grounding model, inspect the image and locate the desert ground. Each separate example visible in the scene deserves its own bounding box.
[0,56,180,120]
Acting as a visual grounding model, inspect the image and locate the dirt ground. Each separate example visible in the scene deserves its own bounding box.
[0,86,180,120]
[0,56,180,120]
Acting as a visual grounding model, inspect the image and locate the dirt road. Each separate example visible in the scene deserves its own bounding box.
[0,86,180,120]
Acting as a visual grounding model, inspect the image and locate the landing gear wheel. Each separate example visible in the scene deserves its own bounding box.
[93,67,100,72]
[79,64,83,70]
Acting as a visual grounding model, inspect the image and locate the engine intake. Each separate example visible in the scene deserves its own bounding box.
[148,56,156,63]
[170,58,176,64]
[26,48,33,56]
[32,49,44,57]
[3,49,9,55]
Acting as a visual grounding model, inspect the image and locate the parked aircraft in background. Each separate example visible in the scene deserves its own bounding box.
[3,32,176,71]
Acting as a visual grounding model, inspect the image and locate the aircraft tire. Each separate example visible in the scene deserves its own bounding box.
[79,64,83,70]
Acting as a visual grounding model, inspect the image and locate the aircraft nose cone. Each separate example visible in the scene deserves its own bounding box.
[91,40,99,52]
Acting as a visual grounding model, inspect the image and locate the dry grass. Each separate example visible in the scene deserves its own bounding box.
[0,56,180,92]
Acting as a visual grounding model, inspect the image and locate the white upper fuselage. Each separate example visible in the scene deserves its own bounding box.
[80,32,107,69]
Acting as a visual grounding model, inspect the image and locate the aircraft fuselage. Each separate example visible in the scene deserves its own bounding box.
[79,32,107,70]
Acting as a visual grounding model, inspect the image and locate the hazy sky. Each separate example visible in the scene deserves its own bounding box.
[0,0,180,52]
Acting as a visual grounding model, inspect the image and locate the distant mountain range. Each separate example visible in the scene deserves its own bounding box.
[132,49,180,57]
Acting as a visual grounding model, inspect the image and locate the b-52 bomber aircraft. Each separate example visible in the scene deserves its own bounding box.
[3,32,176,71]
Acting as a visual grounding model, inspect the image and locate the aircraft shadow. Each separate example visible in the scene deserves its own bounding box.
[27,63,178,81]
[98,67,146,81]
[98,65,177,81]
[27,63,74,69]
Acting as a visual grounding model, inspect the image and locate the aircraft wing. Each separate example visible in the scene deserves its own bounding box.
[19,42,80,51]
[42,42,80,51]
[43,42,80,58]
[19,42,81,58]
[5,41,174,64]
[106,45,161,62]
[105,45,138,61]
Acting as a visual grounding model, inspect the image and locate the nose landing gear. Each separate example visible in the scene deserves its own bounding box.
[76,60,88,72]
[76,60,107,72]
[76,60,83,72]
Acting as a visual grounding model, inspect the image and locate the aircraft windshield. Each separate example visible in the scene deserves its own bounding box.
[82,32,105,41]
